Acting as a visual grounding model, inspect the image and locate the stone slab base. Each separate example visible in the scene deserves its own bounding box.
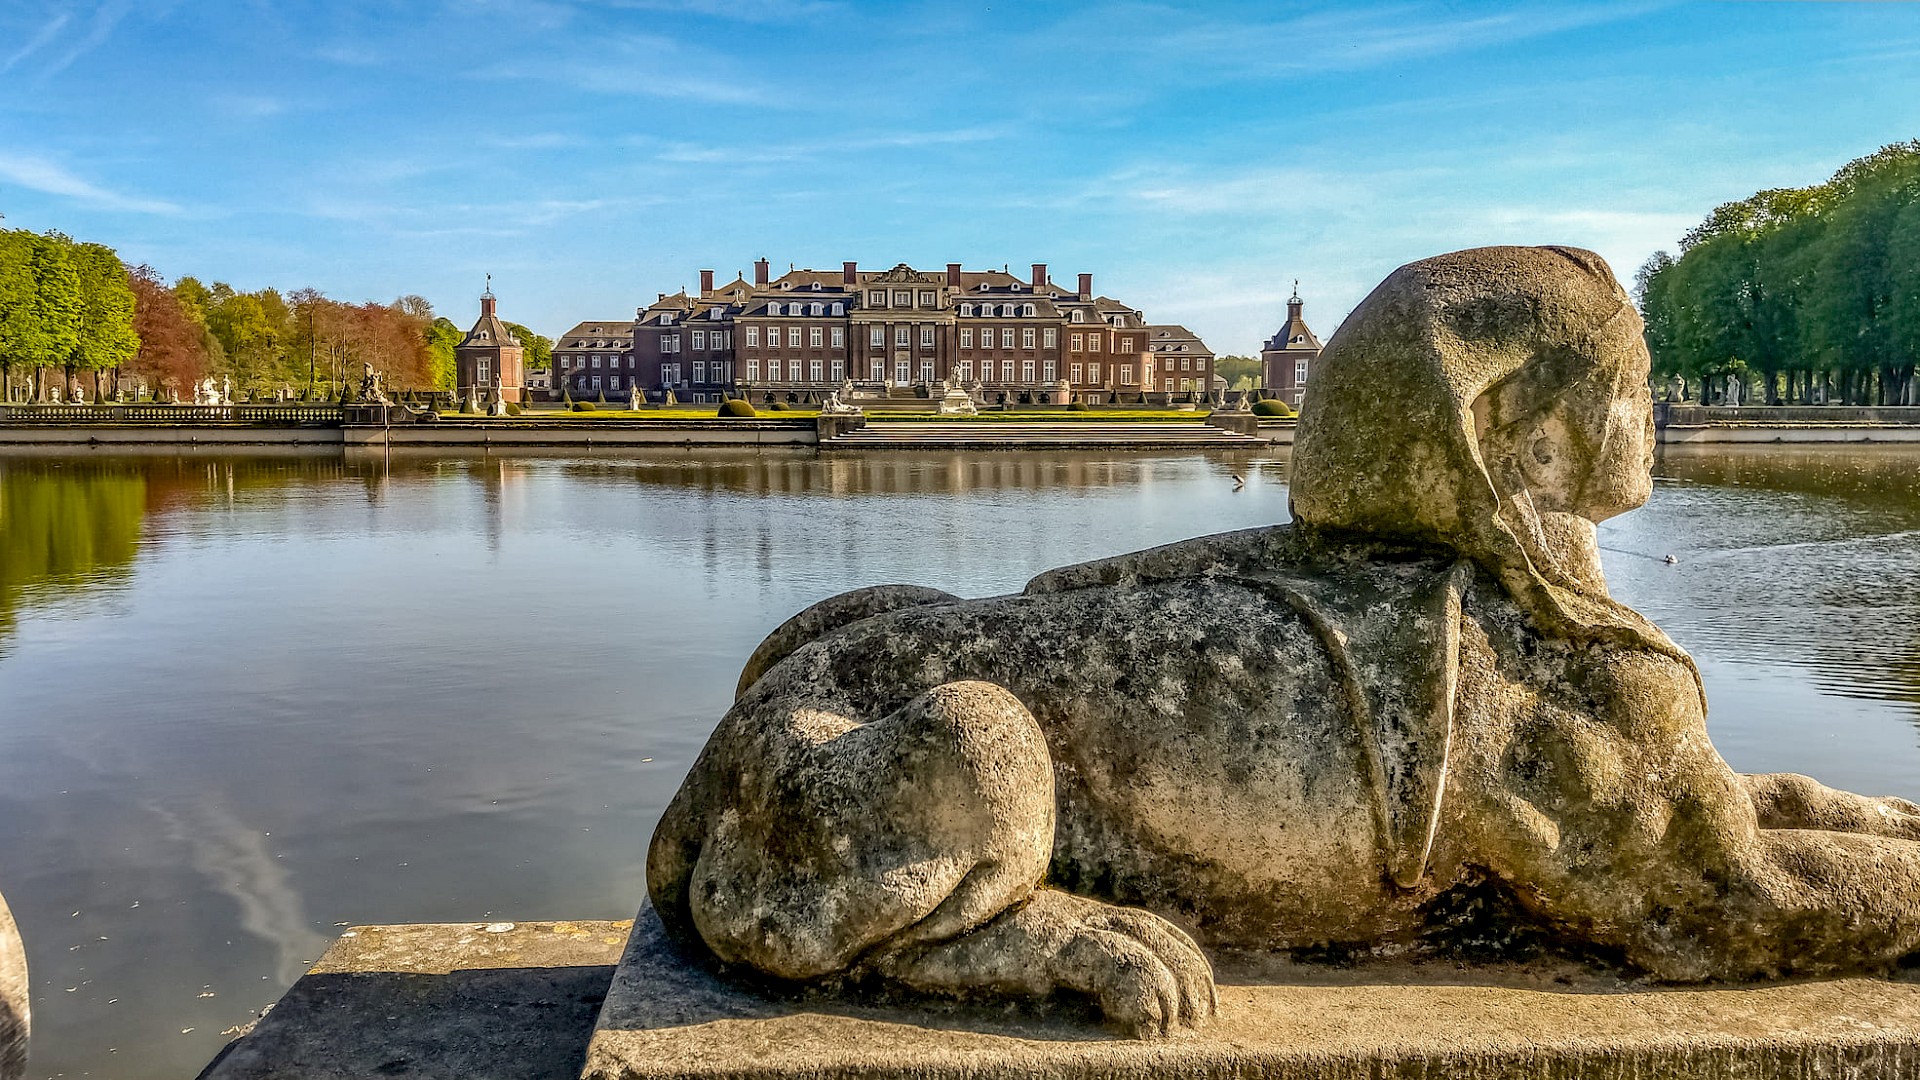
[198,919,630,1080]
[585,906,1920,1079]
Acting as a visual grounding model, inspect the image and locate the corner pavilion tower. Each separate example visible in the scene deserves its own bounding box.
[456,285,526,403]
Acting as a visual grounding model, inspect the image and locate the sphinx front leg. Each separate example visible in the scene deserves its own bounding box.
[648,678,1216,1036]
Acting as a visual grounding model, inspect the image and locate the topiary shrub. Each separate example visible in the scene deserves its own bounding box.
[718,398,757,417]
[1068,400,1091,412]
[767,400,788,411]
[505,402,522,417]
[572,400,596,412]
[1251,398,1295,417]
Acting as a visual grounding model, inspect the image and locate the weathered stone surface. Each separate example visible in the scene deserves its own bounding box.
[196,919,629,1080]
[585,905,1920,1079]
[0,890,26,1080]
[650,245,1920,1038]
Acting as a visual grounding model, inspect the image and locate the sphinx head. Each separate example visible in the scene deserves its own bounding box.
[1290,245,1655,598]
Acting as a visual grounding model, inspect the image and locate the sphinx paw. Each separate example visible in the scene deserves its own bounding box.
[1033,893,1217,1038]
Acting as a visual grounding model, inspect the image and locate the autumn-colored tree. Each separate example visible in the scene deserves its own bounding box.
[127,264,208,396]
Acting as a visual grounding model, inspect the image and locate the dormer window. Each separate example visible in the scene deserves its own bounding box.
[831,303,843,316]
[1022,304,1035,317]
[661,313,675,326]
[1071,310,1085,323]
[478,331,489,340]
[810,303,823,316]
[960,304,973,316]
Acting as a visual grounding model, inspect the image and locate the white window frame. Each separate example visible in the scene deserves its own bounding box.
[870,327,885,346]
[810,358,823,382]
[830,358,844,381]
[1000,328,1015,348]
[1043,328,1056,348]
[1022,360,1035,382]
[746,326,760,347]
[1042,359,1056,382]
[831,327,844,348]
[810,326,823,348]
[1022,327,1035,349]
[920,326,935,348]
[895,326,911,346]
[960,328,973,348]
[747,358,761,381]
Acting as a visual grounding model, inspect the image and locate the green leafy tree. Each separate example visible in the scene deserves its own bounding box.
[26,233,81,400]
[68,242,139,400]
[505,322,552,370]
[426,316,460,391]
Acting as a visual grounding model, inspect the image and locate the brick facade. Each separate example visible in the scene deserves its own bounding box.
[1260,287,1323,408]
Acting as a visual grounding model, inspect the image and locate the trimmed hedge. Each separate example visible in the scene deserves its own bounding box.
[1251,399,1295,417]
[572,400,596,412]
[718,398,757,417]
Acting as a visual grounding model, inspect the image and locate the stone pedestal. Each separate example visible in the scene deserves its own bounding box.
[582,906,1920,1080]
[196,906,1920,1080]
[1206,411,1260,439]
[1,890,25,1080]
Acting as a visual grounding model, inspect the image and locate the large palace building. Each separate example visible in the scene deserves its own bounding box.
[556,260,1202,405]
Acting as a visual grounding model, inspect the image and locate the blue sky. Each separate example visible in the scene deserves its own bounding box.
[1,2,1916,355]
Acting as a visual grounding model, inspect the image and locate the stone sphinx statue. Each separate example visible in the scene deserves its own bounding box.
[649,246,1920,1039]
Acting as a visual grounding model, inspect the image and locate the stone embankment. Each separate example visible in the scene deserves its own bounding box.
[1658,404,1920,443]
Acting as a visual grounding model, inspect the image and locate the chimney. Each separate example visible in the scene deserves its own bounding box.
[480,295,496,318]
[843,260,858,285]
[1031,263,1047,289]
[946,262,962,288]
[699,269,715,293]
[754,258,770,286]
[1077,272,1093,299]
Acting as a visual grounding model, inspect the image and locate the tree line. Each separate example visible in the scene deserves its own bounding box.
[1636,140,1920,406]
[0,228,552,402]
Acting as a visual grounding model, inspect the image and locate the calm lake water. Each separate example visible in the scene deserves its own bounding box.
[2,445,1918,1078]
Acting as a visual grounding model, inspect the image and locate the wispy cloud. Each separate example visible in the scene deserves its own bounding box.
[0,12,70,73]
[591,0,841,21]
[42,1,130,77]
[0,152,182,214]
[653,125,1008,165]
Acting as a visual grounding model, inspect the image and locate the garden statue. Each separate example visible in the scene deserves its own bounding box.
[1724,372,1743,407]
[630,385,644,410]
[357,363,387,405]
[1,888,25,1080]
[650,246,1920,1040]
[1665,373,1685,403]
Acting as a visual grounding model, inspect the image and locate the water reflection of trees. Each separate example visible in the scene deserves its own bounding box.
[0,452,358,651]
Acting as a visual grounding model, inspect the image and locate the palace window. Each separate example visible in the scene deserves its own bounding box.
[810,358,823,382]
[1070,310,1085,323]
[1000,359,1014,382]
[1296,359,1309,385]
[1090,362,1101,383]
[1000,328,1015,348]
[747,359,761,380]
[1121,338,1135,353]
[768,359,782,380]
[919,291,936,306]
[831,358,844,381]
[920,360,934,384]
[661,313,674,325]
[591,375,602,390]
[831,303,843,316]
[870,327,884,346]
[869,359,884,380]
[831,327,844,348]
[1043,328,1056,348]
[692,330,705,350]
[1088,334,1102,353]
[694,361,707,383]
[960,304,973,317]
[810,326,823,347]
[895,359,911,383]
[478,358,491,382]
[1022,304,1035,317]
[893,291,910,305]
[960,328,973,348]
[896,326,910,346]
[1022,328,1035,349]
[957,360,973,382]
[746,326,759,347]
[1022,360,1034,382]
[788,327,803,347]
[921,327,935,348]
[1071,363,1083,383]
[869,292,885,305]
[810,303,823,316]
[1043,359,1056,381]
[1119,364,1132,384]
